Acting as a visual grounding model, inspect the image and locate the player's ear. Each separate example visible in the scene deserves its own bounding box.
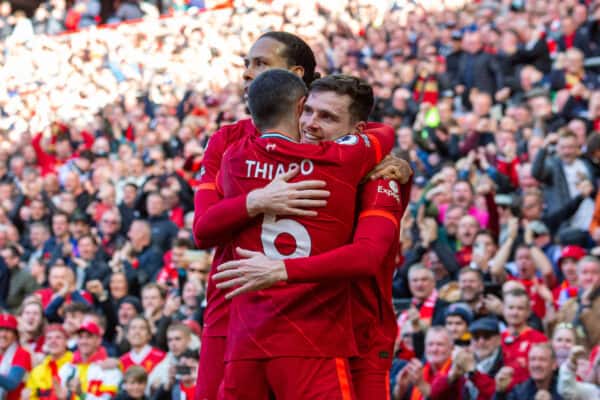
[353,121,367,134]
[295,95,307,118]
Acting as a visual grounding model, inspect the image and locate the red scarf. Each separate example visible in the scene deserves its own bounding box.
[398,290,438,329]
[410,358,451,400]
[413,75,439,105]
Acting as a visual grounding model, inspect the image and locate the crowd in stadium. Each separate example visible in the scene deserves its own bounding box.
[0,0,599,398]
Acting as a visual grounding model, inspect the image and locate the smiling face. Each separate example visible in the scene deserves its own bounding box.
[528,345,555,382]
[299,91,359,144]
[425,329,453,367]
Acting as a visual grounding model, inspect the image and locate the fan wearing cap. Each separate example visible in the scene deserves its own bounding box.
[0,313,32,400]
[430,318,501,399]
[58,320,122,399]
[553,246,586,308]
[444,302,474,347]
[25,324,73,400]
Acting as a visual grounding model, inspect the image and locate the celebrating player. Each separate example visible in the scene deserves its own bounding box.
[193,31,325,400]
[193,31,409,400]
[212,75,412,399]
[214,69,393,399]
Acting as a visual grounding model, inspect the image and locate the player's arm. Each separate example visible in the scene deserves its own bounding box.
[213,177,412,296]
[285,176,411,282]
[358,122,396,176]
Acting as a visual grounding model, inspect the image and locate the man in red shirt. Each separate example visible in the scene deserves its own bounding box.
[216,70,393,399]
[500,288,548,387]
[0,313,32,400]
[193,31,324,400]
[213,76,411,399]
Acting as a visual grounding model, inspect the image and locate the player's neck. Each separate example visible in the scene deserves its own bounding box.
[262,124,300,142]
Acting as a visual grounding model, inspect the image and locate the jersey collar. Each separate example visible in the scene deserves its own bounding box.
[261,130,296,143]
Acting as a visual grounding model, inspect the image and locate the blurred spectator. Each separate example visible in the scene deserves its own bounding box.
[149,348,198,400]
[119,316,165,373]
[501,288,548,388]
[116,365,149,400]
[0,313,32,400]
[393,326,453,400]
[494,343,560,399]
[24,324,72,400]
[148,322,195,390]
[557,345,600,399]
[17,297,46,362]
[58,320,121,397]
[1,244,38,313]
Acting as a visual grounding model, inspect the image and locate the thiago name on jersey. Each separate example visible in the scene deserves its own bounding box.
[245,159,315,180]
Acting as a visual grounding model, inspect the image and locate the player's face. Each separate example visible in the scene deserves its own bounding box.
[300,92,360,144]
[243,37,290,99]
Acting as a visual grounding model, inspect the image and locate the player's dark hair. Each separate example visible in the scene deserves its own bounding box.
[309,75,374,122]
[259,31,319,86]
[247,69,307,132]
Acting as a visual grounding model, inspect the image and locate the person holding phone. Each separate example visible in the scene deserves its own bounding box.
[150,349,198,400]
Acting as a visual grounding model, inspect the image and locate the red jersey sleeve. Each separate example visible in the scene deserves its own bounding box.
[192,121,256,249]
[285,177,410,282]
[364,122,395,161]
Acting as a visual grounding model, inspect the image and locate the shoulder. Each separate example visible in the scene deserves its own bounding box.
[209,119,256,145]
[14,347,32,369]
[150,348,166,357]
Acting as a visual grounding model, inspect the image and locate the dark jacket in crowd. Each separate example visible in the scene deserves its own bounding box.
[456,50,504,95]
[493,373,563,400]
[531,148,595,215]
[512,38,552,74]
[148,214,178,252]
[574,19,600,58]
[123,244,164,297]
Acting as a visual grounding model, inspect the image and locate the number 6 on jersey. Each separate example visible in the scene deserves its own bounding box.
[260,214,311,259]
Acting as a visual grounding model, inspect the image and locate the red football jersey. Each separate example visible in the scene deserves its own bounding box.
[218,129,394,361]
[120,346,166,373]
[501,327,548,386]
[193,118,258,337]
[283,177,411,368]
[351,178,411,367]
